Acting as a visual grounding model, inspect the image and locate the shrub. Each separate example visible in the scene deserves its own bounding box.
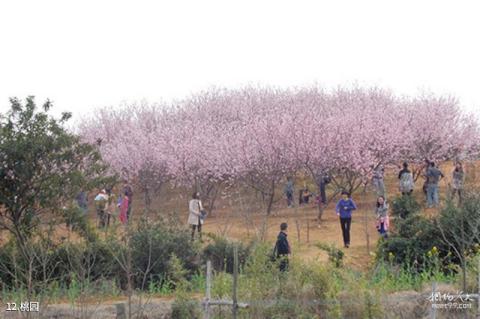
[129,219,200,289]
[391,195,420,219]
[202,234,251,273]
[376,214,447,271]
[171,297,201,319]
[315,242,344,267]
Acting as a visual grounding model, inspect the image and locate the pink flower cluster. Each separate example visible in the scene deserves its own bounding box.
[79,86,480,189]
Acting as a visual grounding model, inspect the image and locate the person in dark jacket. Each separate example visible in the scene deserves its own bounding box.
[275,222,291,272]
[122,180,134,220]
[318,173,331,204]
[426,161,444,208]
[335,191,357,248]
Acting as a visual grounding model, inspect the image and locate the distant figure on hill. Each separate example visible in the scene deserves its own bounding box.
[75,191,88,215]
[372,164,385,198]
[451,161,465,205]
[284,177,295,208]
[375,196,389,239]
[398,162,414,196]
[273,222,291,272]
[298,183,313,205]
[122,179,134,220]
[335,191,357,248]
[188,192,205,241]
[105,188,115,227]
[317,173,331,205]
[422,159,431,201]
[94,189,109,228]
[426,162,444,208]
[119,191,129,225]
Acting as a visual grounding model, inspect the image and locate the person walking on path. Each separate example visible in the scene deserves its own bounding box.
[372,164,386,198]
[284,177,295,208]
[426,162,444,208]
[398,162,414,196]
[375,196,389,239]
[122,180,134,221]
[451,162,465,205]
[335,191,357,248]
[188,192,205,241]
[273,222,291,272]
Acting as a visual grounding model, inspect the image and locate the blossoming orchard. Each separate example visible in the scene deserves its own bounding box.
[79,86,480,216]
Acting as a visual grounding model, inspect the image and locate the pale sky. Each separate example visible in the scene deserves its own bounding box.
[1,0,479,122]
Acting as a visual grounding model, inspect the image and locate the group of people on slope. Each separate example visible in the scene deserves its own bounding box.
[74,179,134,228]
[397,160,464,206]
[282,161,466,250]
[283,174,331,208]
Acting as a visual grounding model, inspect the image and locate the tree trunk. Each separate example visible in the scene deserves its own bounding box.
[266,180,276,216]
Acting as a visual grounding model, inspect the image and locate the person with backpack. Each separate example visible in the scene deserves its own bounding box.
[273,222,291,272]
[451,161,465,205]
[375,196,389,239]
[426,162,444,208]
[94,189,109,228]
[398,162,414,195]
[188,192,205,241]
[335,191,357,248]
[284,177,295,208]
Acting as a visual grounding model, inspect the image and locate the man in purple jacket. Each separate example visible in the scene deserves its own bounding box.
[335,191,357,248]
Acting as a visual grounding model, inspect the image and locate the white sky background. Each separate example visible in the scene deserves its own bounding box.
[0,0,479,123]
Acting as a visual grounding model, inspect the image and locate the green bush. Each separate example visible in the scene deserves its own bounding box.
[316,243,344,267]
[202,234,251,273]
[391,195,420,219]
[171,298,201,319]
[129,219,200,289]
[376,214,448,271]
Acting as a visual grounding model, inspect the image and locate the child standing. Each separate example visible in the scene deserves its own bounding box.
[375,196,389,239]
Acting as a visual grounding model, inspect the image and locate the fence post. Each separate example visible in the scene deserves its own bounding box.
[232,245,239,319]
[430,281,437,319]
[204,260,212,319]
[115,303,126,319]
[477,258,480,319]
[306,218,310,243]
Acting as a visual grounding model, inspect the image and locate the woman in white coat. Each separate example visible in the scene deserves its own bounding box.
[188,192,204,241]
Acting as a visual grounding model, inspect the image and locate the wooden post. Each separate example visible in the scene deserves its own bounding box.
[295,207,301,243]
[306,218,310,243]
[430,281,437,319]
[204,260,212,319]
[477,258,480,319]
[232,245,239,319]
[362,188,370,254]
[115,303,126,319]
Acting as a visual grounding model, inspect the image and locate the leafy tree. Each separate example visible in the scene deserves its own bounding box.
[0,96,113,244]
[436,190,480,291]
